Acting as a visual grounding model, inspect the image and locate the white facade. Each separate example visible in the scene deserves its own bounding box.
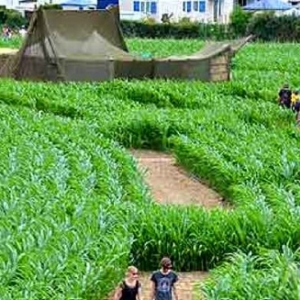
[0,0,234,23]
[2,0,62,12]
[120,0,235,23]
[0,0,95,13]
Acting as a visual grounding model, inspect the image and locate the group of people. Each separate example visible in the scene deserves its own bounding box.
[2,25,27,39]
[278,84,300,124]
[114,257,178,300]
[2,25,12,39]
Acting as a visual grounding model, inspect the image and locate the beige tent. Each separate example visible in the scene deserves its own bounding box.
[0,8,252,82]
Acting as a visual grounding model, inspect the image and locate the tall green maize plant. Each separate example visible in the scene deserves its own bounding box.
[0,103,150,299]
[202,246,300,299]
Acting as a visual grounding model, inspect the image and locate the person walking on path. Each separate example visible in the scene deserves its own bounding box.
[150,257,179,300]
[113,266,142,300]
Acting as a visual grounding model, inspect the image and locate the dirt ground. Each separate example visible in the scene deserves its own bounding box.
[139,271,208,300]
[108,271,208,300]
[118,149,221,299]
[0,48,17,54]
[130,149,224,208]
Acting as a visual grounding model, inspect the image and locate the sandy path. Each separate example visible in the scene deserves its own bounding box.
[131,149,224,208]
[109,149,223,299]
[0,48,18,54]
[139,271,208,300]
[107,271,208,300]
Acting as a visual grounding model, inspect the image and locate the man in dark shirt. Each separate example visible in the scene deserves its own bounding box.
[278,83,292,109]
[150,257,179,300]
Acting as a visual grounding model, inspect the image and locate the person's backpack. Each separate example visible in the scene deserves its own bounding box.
[281,89,289,101]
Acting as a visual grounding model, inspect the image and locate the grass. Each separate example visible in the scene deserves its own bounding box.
[0,38,300,299]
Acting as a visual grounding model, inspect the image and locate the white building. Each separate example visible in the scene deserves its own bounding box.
[119,0,235,23]
[0,0,254,23]
[0,0,63,13]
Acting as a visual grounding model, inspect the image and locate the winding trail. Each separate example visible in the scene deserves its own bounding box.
[131,149,224,208]
[0,48,18,54]
[107,271,208,300]
[125,149,226,299]
[138,271,208,300]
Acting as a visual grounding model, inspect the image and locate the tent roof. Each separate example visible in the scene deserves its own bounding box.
[61,0,96,7]
[43,9,128,52]
[243,0,292,10]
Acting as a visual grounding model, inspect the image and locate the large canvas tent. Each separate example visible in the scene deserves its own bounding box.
[0,8,131,81]
[0,8,252,82]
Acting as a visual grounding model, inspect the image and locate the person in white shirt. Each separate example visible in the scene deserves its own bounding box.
[19,26,27,38]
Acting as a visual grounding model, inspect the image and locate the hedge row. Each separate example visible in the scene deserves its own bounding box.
[120,20,236,40]
[0,7,27,28]
[3,6,300,42]
[121,13,300,42]
[247,12,300,42]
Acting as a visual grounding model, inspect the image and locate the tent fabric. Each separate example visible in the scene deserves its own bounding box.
[0,8,251,82]
[61,0,96,7]
[0,8,131,81]
[243,0,292,10]
[44,9,128,52]
[208,35,254,56]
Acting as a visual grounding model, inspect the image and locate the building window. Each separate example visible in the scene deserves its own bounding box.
[133,1,140,11]
[183,0,206,13]
[186,1,191,12]
[219,0,223,15]
[236,0,247,5]
[183,1,195,13]
[134,1,157,13]
[199,1,205,12]
[183,1,191,12]
[193,1,198,11]
[146,1,150,12]
[150,2,157,13]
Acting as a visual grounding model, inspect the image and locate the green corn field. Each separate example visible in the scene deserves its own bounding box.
[0,38,300,299]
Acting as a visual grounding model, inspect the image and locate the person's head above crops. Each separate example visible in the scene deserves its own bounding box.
[125,266,139,279]
[160,257,172,270]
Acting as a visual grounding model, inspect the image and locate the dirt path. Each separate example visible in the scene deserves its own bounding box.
[108,271,208,300]
[131,149,224,208]
[0,48,18,54]
[108,149,219,300]
[139,271,208,300]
